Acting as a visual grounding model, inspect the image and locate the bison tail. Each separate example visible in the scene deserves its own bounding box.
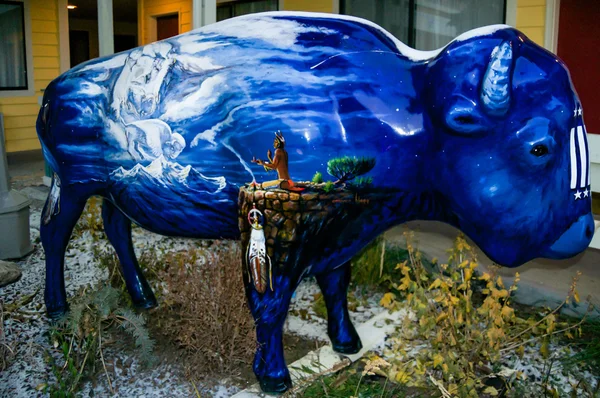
[36,83,60,175]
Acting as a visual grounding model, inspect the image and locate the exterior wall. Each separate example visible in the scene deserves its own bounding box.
[282,0,334,13]
[515,0,546,46]
[0,0,61,153]
[139,0,193,45]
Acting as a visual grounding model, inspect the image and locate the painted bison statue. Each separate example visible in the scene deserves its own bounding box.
[37,12,593,393]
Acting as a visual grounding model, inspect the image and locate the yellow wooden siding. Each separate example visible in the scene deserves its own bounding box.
[0,0,61,153]
[516,0,546,46]
[283,0,333,13]
[141,0,193,45]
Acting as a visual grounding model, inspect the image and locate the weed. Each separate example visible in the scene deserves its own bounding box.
[43,284,154,396]
[350,236,429,290]
[71,197,104,241]
[298,356,409,398]
[312,292,359,320]
[0,301,15,371]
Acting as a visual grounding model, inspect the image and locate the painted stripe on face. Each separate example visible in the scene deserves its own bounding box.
[577,125,587,188]
[570,127,577,190]
[584,124,591,186]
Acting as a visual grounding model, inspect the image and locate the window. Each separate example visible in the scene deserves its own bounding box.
[217,0,279,22]
[341,0,506,51]
[0,1,28,90]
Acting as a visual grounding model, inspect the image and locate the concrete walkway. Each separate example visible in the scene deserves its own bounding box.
[386,221,600,318]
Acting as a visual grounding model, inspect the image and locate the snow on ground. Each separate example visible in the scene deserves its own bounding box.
[286,278,384,341]
[0,205,385,397]
[2,196,597,397]
[0,207,246,397]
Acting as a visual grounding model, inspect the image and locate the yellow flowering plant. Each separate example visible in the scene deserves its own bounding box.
[380,231,592,397]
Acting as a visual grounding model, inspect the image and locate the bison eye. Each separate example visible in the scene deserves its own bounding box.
[530,145,549,157]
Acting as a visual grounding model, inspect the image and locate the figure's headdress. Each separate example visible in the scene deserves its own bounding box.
[274,131,285,146]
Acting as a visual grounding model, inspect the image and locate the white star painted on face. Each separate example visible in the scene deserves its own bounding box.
[574,190,582,200]
[578,108,583,116]
[584,189,589,198]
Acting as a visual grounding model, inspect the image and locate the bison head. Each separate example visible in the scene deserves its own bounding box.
[425,28,594,267]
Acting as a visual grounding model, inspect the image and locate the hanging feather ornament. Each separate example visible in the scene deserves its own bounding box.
[246,204,273,293]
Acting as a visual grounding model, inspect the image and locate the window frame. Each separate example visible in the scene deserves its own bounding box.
[217,0,279,22]
[0,0,34,97]
[338,0,508,49]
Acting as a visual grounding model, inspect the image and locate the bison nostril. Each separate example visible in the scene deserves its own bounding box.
[585,225,593,239]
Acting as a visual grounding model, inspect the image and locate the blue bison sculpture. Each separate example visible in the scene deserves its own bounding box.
[36,12,594,393]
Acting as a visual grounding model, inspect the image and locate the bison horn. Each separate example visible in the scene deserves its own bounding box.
[481,41,512,116]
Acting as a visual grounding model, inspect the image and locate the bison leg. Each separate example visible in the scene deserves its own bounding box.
[42,187,87,319]
[316,262,362,354]
[101,199,157,309]
[246,277,295,394]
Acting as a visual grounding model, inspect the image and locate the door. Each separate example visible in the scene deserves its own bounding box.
[156,14,179,41]
[69,30,90,67]
[557,0,600,135]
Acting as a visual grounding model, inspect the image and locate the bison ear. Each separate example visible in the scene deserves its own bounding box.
[444,96,487,135]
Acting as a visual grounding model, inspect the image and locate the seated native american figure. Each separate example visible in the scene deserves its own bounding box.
[252,131,302,191]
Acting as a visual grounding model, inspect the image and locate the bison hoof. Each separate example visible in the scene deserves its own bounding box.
[133,297,158,310]
[259,374,292,395]
[332,337,363,355]
[46,304,69,321]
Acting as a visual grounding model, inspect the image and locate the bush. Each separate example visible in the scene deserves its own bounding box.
[153,243,256,377]
[323,181,335,193]
[350,235,430,290]
[327,156,375,184]
[381,232,593,397]
[349,176,373,190]
[312,171,323,184]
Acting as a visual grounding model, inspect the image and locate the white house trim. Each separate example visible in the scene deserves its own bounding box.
[332,0,340,14]
[97,0,115,56]
[58,0,70,73]
[0,0,35,98]
[193,0,217,29]
[505,0,517,27]
[544,0,560,53]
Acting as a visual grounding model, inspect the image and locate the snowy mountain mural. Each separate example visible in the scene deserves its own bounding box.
[111,156,226,194]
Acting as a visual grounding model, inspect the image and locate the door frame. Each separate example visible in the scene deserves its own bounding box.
[146,7,181,43]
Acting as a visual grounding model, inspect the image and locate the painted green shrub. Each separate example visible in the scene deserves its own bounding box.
[327,156,376,184]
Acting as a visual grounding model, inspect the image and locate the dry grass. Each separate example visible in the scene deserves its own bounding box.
[0,301,15,371]
[150,243,256,378]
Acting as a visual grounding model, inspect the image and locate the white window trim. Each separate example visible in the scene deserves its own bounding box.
[0,0,35,98]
